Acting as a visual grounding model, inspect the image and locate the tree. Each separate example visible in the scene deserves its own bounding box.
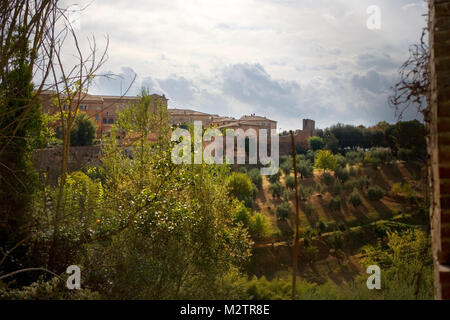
[247,168,263,190]
[268,170,281,184]
[367,186,385,201]
[297,160,313,179]
[269,182,282,199]
[308,136,324,151]
[349,189,362,208]
[57,113,96,146]
[285,175,295,189]
[0,32,42,282]
[227,172,253,204]
[276,202,291,220]
[314,150,337,172]
[323,130,339,153]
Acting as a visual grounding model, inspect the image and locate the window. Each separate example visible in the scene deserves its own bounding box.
[108,118,114,124]
[95,115,99,121]
[102,118,107,124]
[80,105,88,111]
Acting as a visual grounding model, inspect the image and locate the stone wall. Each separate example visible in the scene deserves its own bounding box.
[429,0,450,300]
[33,145,102,185]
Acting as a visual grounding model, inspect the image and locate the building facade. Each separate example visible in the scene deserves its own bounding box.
[40,91,168,139]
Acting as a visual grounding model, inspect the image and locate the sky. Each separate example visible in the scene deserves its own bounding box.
[68,0,428,130]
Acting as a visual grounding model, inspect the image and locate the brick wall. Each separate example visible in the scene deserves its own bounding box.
[429,0,450,300]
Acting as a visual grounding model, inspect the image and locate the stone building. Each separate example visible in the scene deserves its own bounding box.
[168,108,218,127]
[40,91,168,139]
[279,118,316,155]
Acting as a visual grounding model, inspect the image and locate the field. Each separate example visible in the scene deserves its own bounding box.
[245,160,428,287]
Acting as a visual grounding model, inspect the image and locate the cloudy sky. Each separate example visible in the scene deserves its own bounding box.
[70,0,428,130]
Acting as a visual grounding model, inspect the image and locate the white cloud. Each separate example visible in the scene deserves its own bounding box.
[73,0,428,130]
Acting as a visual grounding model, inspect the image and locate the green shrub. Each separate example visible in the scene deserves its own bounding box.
[344,179,357,191]
[247,168,263,190]
[334,167,349,182]
[268,170,281,184]
[367,186,385,201]
[298,185,314,200]
[285,175,295,189]
[269,182,282,198]
[349,188,362,208]
[233,204,251,227]
[329,196,341,211]
[356,175,371,189]
[276,202,291,220]
[332,181,342,195]
[321,172,334,186]
[248,213,272,240]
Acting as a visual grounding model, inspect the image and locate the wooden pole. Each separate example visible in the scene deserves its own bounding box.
[290,130,300,300]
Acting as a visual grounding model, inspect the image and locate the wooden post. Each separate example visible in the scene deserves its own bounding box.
[290,130,300,300]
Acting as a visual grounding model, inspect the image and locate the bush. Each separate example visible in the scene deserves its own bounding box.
[316,183,327,195]
[247,168,263,190]
[233,204,251,227]
[344,179,357,191]
[268,170,281,184]
[276,202,291,220]
[297,160,314,179]
[316,220,327,235]
[269,182,282,198]
[280,160,292,176]
[285,175,295,189]
[308,136,325,151]
[367,186,385,201]
[321,172,334,186]
[334,167,349,182]
[332,181,342,195]
[335,154,347,168]
[298,185,314,201]
[349,189,362,208]
[329,196,341,211]
[227,172,254,207]
[356,175,371,189]
[345,151,364,165]
[248,213,272,240]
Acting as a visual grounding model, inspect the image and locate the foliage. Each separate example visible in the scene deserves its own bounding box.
[227,172,254,206]
[297,159,314,179]
[248,213,272,241]
[367,186,385,201]
[285,175,295,190]
[269,182,282,199]
[321,172,334,186]
[69,113,97,146]
[334,167,349,182]
[275,202,291,221]
[268,170,281,184]
[314,150,337,172]
[280,160,292,176]
[360,229,433,299]
[348,189,362,208]
[328,196,342,211]
[247,168,263,190]
[308,136,324,151]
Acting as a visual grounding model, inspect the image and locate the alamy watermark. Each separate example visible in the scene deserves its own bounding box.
[366,5,381,30]
[171,121,279,175]
[366,265,381,290]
